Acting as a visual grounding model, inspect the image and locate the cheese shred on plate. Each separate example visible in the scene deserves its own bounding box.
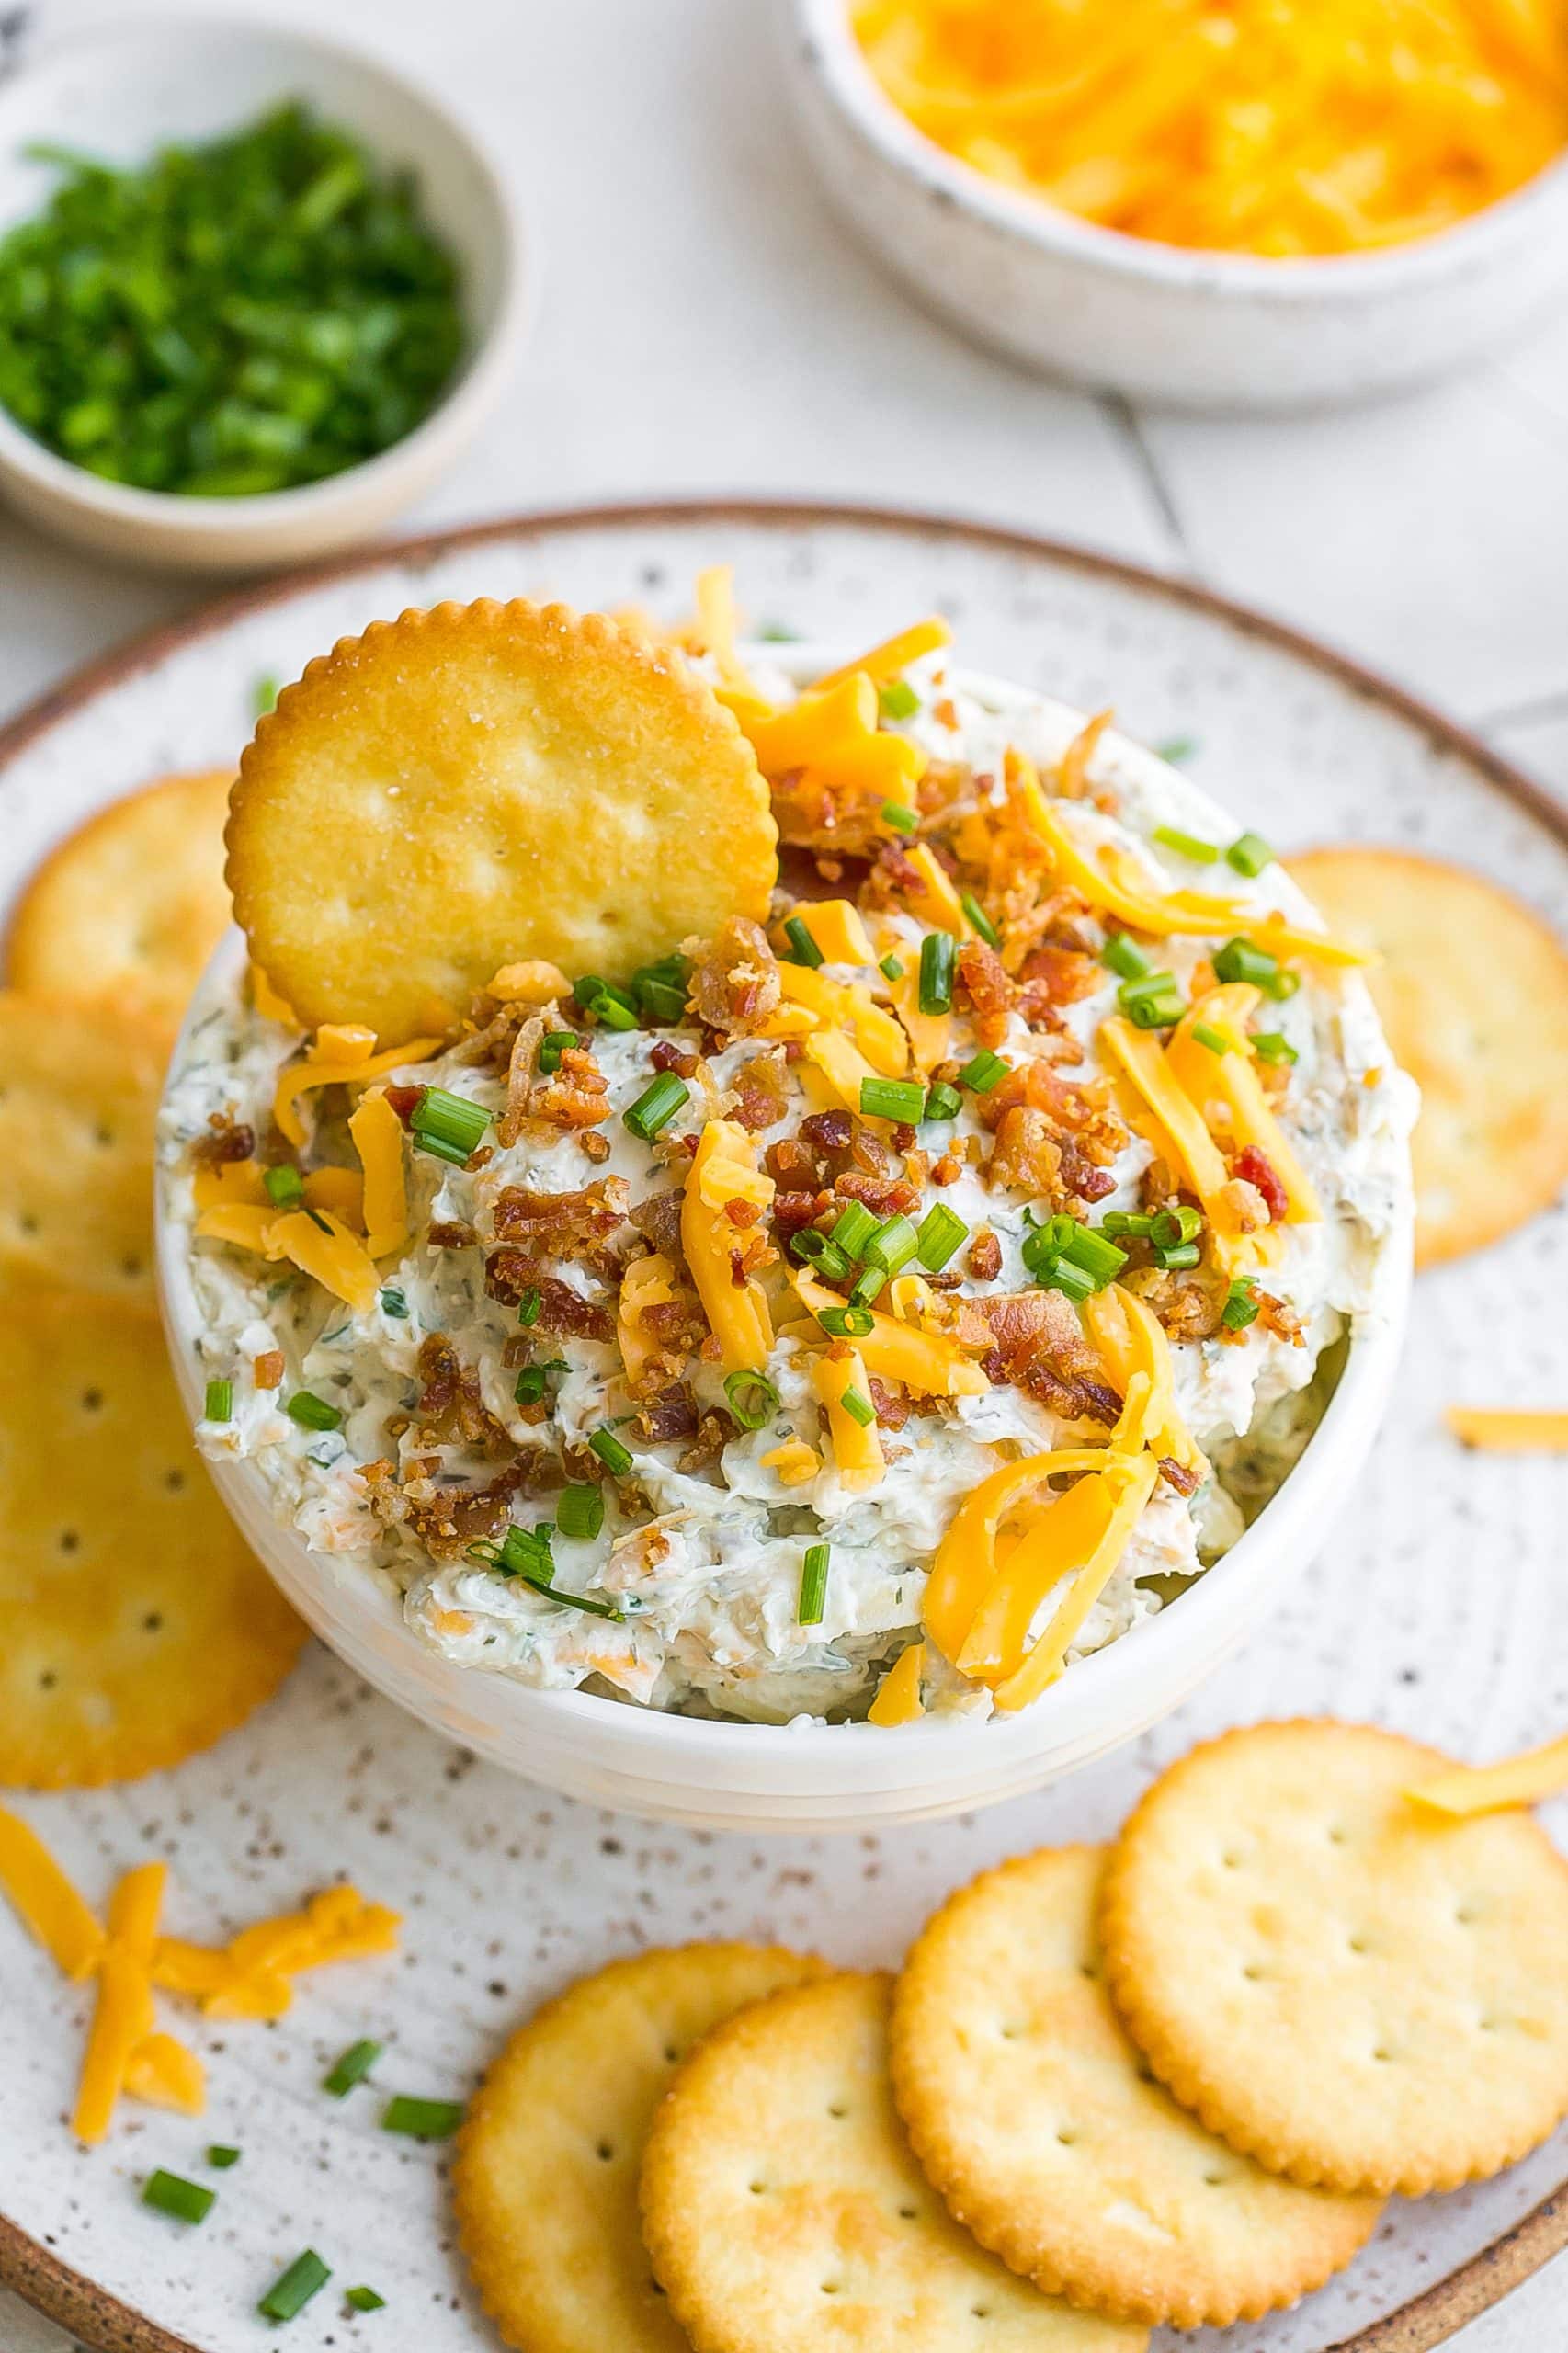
[162,607,1414,1728]
[853,0,1568,256]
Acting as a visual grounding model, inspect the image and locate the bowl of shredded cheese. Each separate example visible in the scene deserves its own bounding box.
[785,0,1568,407]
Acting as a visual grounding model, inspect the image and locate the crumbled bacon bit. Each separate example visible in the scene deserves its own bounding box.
[1159,1456,1199,1496]
[772,1188,824,1233]
[396,1464,528,1560]
[413,1334,511,1453]
[867,1375,911,1431]
[253,1350,284,1390]
[383,1084,422,1126]
[723,1198,763,1230]
[933,696,959,729]
[957,938,1014,1045]
[193,1111,255,1167]
[1136,1267,1227,1343]
[677,1412,733,1473]
[800,1109,852,1155]
[968,1228,1003,1283]
[629,1188,687,1264]
[930,1152,961,1187]
[730,1052,789,1133]
[959,1290,1119,1425]
[580,1131,612,1165]
[1058,1137,1117,1206]
[525,1274,615,1342]
[765,1137,820,1188]
[1233,1145,1290,1223]
[1256,1290,1305,1346]
[650,1040,699,1078]
[490,1177,630,1267]
[428,1221,476,1250]
[1017,943,1102,1010]
[688,915,781,1038]
[835,1167,919,1218]
[637,1382,700,1444]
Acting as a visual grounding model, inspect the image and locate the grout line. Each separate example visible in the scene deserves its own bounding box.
[1098,393,1195,573]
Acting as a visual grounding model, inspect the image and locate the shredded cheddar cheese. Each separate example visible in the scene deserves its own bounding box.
[853,0,1568,258]
[786,897,875,967]
[0,1805,105,1980]
[813,617,951,691]
[1407,1732,1568,1817]
[868,1640,927,1724]
[1445,1407,1568,1451]
[274,1025,440,1147]
[814,1346,887,1492]
[683,1121,776,1373]
[791,1268,991,1400]
[123,2031,205,2115]
[349,1088,410,1259]
[1166,986,1322,1225]
[74,1861,165,2144]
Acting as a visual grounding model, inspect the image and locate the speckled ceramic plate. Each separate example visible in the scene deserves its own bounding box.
[1,503,1565,2353]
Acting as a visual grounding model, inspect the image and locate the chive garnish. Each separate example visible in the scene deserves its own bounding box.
[556,1483,606,1542]
[1021,1214,1127,1295]
[830,1202,879,1259]
[819,1303,874,1338]
[253,674,280,719]
[322,2038,382,2097]
[263,1163,304,1209]
[1100,1211,1154,1238]
[207,2145,241,2168]
[723,1370,779,1432]
[959,1050,1007,1093]
[517,1288,541,1327]
[574,976,638,1030]
[791,1230,853,1279]
[849,1266,887,1308]
[379,1286,408,1319]
[922,1081,962,1123]
[798,1542,831,1625]
[1153,1241,1202,1271]
[917,930,956,1016]
[878,678,919,721]
[408,1085,490,1165]
[631,952,691,1023]
[859,1076,927,1124]
[1190,1020,1231,1055]
[1153,824,1220,863]
[589,1426,634,1477]
[915,1203,968,1269]
[258,2248,331,2322]
[286,1391,342,1432]
[468,1527,621,1620]
[960,892,1000,948]
[538,1029,578,1075]
[1118,970,1186,1029]
[840,1386,876,1428]
[142,2170,214,2224]
[780,915,824,969]
[1213,936,1278,987]
[623,1073,688,1142]
[345,2287,386,2313]
[1151,1206,1204,1248]
[879,953,905,981]
[881,801,918,834]
[203,1377,233,1422]
[380,2095,466,2140]
[1226,830,1275,876]
[1154,735,1198,765]
[1252,1031,1298,1066]
[1221,1278,1261,1330]
[1100,931,1152,981]
[864,1214,918,1275]
[515,1361,566,1406]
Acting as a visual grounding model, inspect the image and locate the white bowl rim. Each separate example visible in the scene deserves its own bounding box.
[793,0,1568,298]
[0,7,528,530]
[155,650,1415,1772]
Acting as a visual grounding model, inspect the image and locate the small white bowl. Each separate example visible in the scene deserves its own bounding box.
[157,665,1412,1831]
[0,14,528,573]
[784,0,1568,411]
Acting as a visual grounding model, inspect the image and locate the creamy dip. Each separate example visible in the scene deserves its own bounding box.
[160,649,1415,1725]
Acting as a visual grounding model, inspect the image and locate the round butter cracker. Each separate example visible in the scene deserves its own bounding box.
[6,768,234,1031]
[890,1845,1379,2328]
[1288,847,1568,1266]
[454,1942,828,2353]
[227,599,778,1043]
[0,1286,306,1788]
[1100,1720,1568,2198]
[640,1971,1148,2353]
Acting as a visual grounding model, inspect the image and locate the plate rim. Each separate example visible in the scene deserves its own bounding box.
[1,493,1563,2353]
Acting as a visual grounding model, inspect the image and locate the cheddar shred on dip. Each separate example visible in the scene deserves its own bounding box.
[853,0,1568,257]
[162,629,1414,1726]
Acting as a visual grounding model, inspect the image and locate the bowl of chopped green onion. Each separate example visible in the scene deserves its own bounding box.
[0,15,526,572]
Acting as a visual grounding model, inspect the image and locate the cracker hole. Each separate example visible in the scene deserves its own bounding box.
[749,2182,767,2196]
[1456,1905,1478,1926]
[58,1530,79,1554]
[1327,1825,1348,1845]
[596,2140,615,2162]
[1347,1936,1368,1955]
[1056,2128,1077,2146]
[998,2025,1018,2040]
[827,2103,848,2120]
[1079,1962,1097,1980]
[1372,2047,1392,2063]
[1203,2170,1228,2187]
[897,2205,917,2221]
[39,1669,56,1690]
[19,1212,39,1236]
[1242,1965,1264,1982]
[121,1255,144,1279]
[95,1123,115,1147]
[1221,1850,1242,1870]
[165,1470,186,1494]
[143,1613,163,1634]
[971,2307,992,2319]
[821,2282,840,2296]
[81,1388,103,1413]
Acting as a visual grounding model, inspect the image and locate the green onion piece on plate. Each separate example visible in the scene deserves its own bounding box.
[1226,830,1275,876]
[538,1029,578,1075]
[791,1230,852,1280]
[142,2170,214,2224]
[263,1163,304,1208]
[879,951,905,980]
[207,2145,241,2168]
[409,1086,490,1165]
[1153,824,1221,863]
[381,2095,466,2140]
[258,2249,331,2323]
[863,1213,918,1275]
[958,1050,1007,1093]
[322,2038,382,2097]
[1221,1278,1261,1330]
[922,1081,962,1123]
[881,801,918,835]
[516,1288,541,1327]
[1190,1020,1231,1055]
[830,1202,879,1258]
[1212,936,1278,988]
[623,1073,688,1142]
[1100,931,1151,981]
[345,2286,386,2313]
[1151,1205,1203,1247]
[780,915,824,969]
[849,1266,887,1309]
[819,1304,874,1339]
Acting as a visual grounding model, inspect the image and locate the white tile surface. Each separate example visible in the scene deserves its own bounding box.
[1,6,1563,2348]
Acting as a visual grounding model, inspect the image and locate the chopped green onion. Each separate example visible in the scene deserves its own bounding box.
[253,674,280,719]
[381,2095,465,2140]
[1190,1020,1231,1055]
[539,1029,579,1075]
[379,1287,409,1319]
[142,2170,215,2224]
[515,1361,566,1406]
[881,802,919,838]
[258,2249,331,2322]
[1153,1240,1202,1270]
[860,1076,927,1124]
[263,1163,304,1208]
[780,916,824,969]
[864,1214,918,1275]
[915,1203,968,1269]
[556,1483,606,1541]
[1153,824,1220,863]
[1151,1205,1203,1247]
[723,1370,779,1431]
[1155,735,1198,765]
[1021,1216,1125,1293]
[203,1377,233,1422]
[1034,1255,1097,1302]
[918,931,956,1017]
[1221,1278,1261,1331]
[1252,1032,1298,1066]
[1213,937,1278,988]
[631,953,691,1024]
[758,621,800,642]
[818,1304,874,1338]
[623,1073,689,1142]
[830,1202,880,1258]
[1264,966,1301,1002]
[878,679,919,721]
[840,1386,876,1427]
[790,1230,852,1279]
[960,892,1000,948]
[1119,970,1186,1029]
[1101,932,1152,981]
[849,1267,887,1308]
[574,975,638,1030]
[589,1425,633,1477]
[959,1051,1007,1093]
[471,1525,622,1620]
[207,2145,241,2168]
[409,1086,490,1165]
[879,952,905,980]
[1100,1211,1153,1239]
[286,1391,342,1432]
[346,2287,386,2313]
[517,1288,541,1327]
[798,1542,831,1625]
[323,2039,382,2097]
[922,1082,963,1123]
[1226,830,1275,876]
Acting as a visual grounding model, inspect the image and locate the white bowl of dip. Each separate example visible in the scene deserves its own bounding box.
[781,0,1568,411]
[156,658,1413,1832]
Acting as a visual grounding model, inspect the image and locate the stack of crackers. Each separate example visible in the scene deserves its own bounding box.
[455,1717,1568,2350]
[0,770,303,1792]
